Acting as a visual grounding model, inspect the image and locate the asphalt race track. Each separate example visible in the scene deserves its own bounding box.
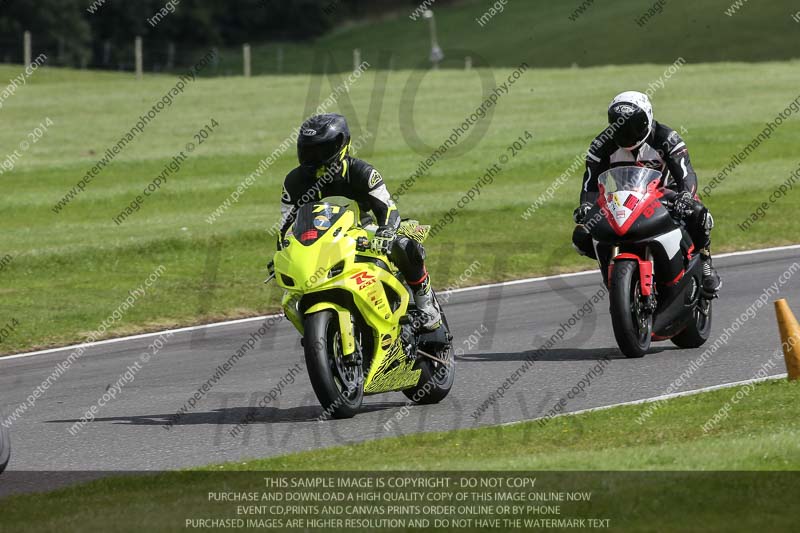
[1,246,797,487]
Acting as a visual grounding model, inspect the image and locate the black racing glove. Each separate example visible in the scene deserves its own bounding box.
[673,191,696,218]
[371,226,396,255]
[573,202,593,224]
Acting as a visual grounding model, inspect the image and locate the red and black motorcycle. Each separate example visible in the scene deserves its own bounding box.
[582,166,712,358]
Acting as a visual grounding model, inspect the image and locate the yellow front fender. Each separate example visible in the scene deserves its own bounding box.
[305,302,356,356]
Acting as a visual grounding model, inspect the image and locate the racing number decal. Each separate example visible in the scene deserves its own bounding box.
[642,196,662,218]
[313,204,341,214]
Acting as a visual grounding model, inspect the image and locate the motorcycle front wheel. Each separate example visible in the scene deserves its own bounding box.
[610,260,652,358]
[304,311,364,419]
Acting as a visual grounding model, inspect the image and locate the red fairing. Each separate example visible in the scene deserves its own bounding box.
[666,269,685,287]
[598,181,664,236]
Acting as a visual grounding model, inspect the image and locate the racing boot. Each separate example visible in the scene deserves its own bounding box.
[411,275,442,331]
[700,248,721,298]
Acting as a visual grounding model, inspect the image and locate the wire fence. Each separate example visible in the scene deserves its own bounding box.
[0,29,461,77]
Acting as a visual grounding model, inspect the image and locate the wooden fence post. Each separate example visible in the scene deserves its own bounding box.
[243,43,251,77]
[135,36,143,79]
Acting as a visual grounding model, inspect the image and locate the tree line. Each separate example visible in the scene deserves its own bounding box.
[0,0,457,70]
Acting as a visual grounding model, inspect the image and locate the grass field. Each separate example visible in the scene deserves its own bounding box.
[0,58,799,354]
[215,381,800,472]
[1,380,797,531]
[209,0,800,74]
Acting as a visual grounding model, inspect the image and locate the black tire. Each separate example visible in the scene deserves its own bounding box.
[672,297,713,348]
[610,260,652,358]
[304,311,363,419]
[403,304,455,405]
[0,424,9,474]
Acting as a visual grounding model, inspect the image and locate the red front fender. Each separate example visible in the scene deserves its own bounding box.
[608,253,654,296]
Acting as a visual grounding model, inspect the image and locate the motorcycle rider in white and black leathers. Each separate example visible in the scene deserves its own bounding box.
[275,113,442,331]
[572,91,721,297]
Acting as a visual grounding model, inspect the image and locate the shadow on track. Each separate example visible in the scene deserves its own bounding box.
[44,401,406,427]
[456,346,675,362]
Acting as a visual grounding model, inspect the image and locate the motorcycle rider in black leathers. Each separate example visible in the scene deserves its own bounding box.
[572,91,721,297]
[276,113,442,330]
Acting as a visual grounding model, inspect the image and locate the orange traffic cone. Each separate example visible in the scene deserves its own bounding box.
[774,299,800,381]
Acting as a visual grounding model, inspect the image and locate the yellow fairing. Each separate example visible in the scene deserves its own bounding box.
[305,302,355,355]
[273,203,422,394]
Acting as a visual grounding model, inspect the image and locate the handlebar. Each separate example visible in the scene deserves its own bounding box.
[264,260,275,284]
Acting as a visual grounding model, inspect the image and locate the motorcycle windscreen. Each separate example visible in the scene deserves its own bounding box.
[598,166,663,229]
[291,202,346,245]
[598,166,661,194]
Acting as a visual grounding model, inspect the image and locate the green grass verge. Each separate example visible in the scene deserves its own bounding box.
[0,380,797,532]
[1,59,799,353]
[217,380,800,471]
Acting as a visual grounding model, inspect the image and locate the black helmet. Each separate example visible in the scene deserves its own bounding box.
[607,91,653,150]
[297,113,351,172]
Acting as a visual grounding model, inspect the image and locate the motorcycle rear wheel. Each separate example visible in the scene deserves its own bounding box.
[403,309,455,405]
[304,311,364,419]
[671,298,713,348]
[610,260,652,358]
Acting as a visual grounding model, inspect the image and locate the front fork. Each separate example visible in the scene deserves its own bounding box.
[608,246,657,313]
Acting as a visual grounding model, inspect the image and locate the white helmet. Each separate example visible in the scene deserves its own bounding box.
[607,91,653,150]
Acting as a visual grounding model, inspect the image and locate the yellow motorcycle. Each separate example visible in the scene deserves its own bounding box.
[270,201,454,418]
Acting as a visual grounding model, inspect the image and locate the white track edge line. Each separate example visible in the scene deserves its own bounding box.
[447,242,800,296]
[499,373,789,428]
[3,243,799,362]
[0,315,284,361]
